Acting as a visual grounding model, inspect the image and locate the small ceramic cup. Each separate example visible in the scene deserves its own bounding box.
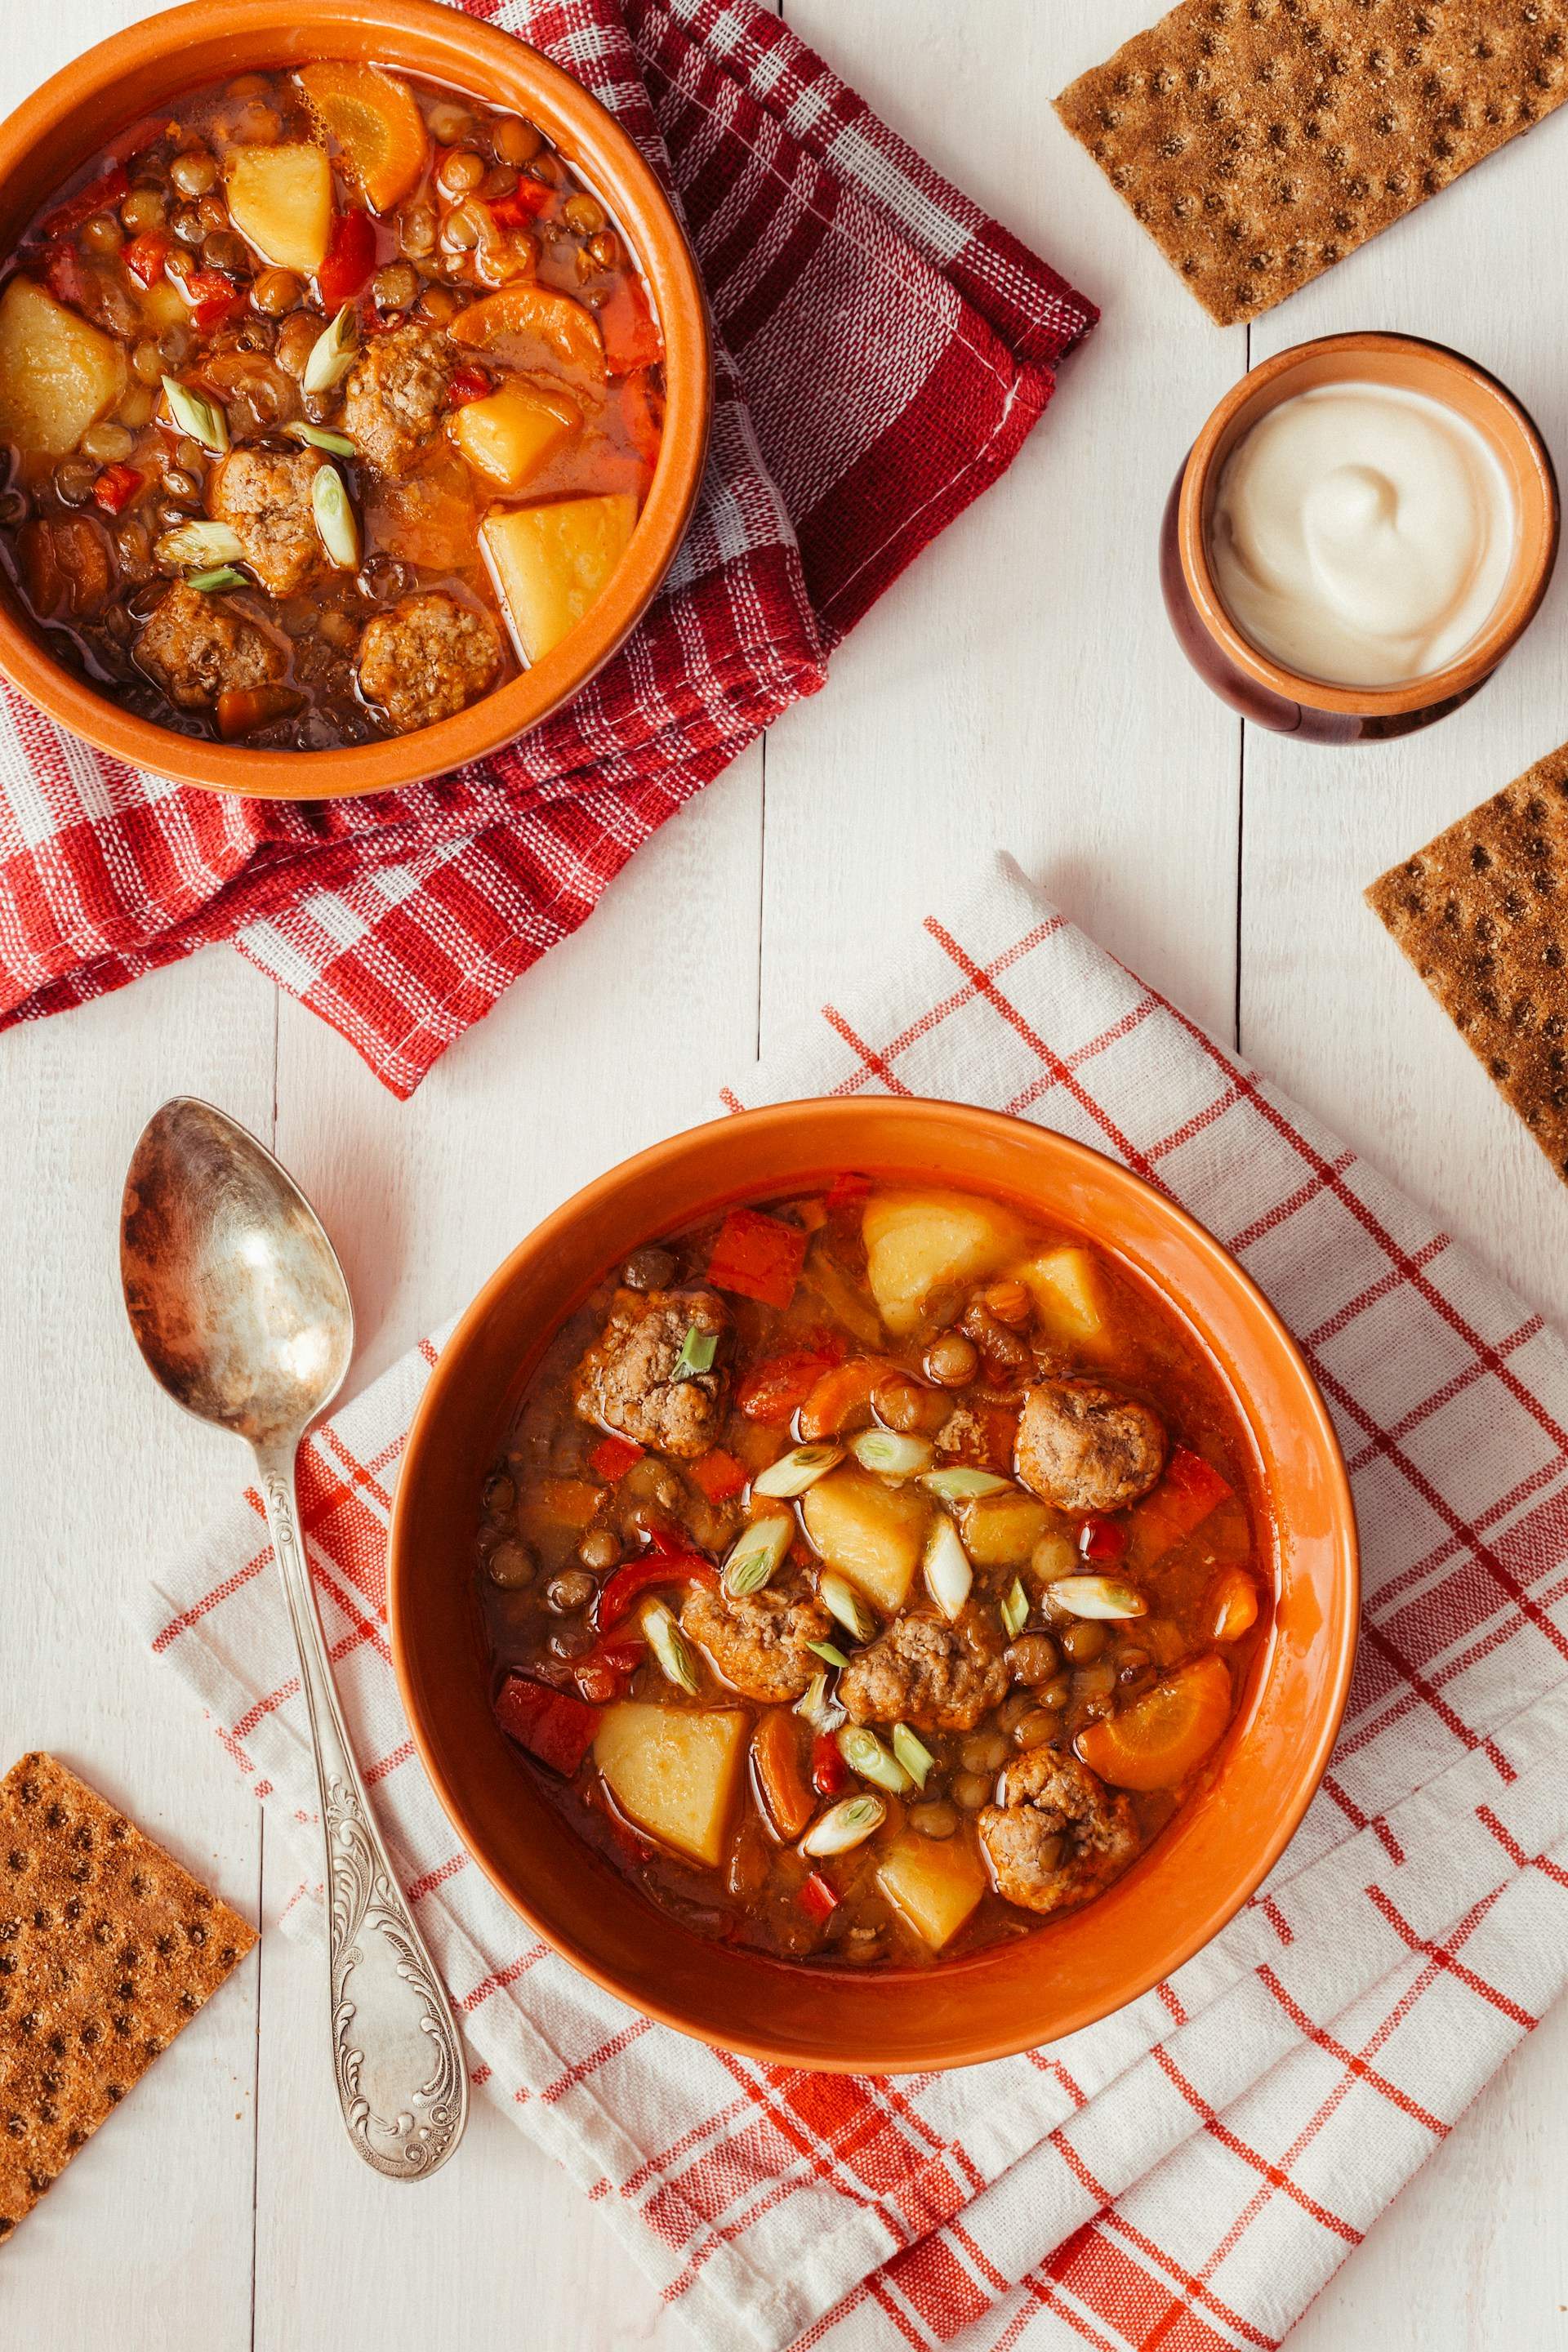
[1160,332,1560,743]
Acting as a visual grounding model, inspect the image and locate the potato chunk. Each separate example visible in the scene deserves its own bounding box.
[225,145,334,273]
[959,1491,1057,1567]
[481,491,638,665]
[449,381,579,492]
[0,278,126,459]
[593,1701,748,1867]
[801,1468,929,1615]
[1018,1246,1105,1343]
[862,1189,1023,1336]
[877,1831,987,1950]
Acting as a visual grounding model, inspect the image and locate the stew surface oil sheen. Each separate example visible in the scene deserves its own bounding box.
[479,1178,1268,1969]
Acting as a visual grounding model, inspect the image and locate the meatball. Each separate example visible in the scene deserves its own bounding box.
[572,1287,729,1459]
[978,1748,1138,1917]
[1015,1380,1165,1515]
[209,445,325,598]
[341,323,452,478]
[355,590,501,735]
[838,1605,1009,1735]
[136,581,284,710]
[681,1584,830,1704]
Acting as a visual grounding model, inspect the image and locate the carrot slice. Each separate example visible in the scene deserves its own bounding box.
[597,273,662,375]
[448,283,605,377]
[1076,1655,1234,1792]
[296,61,430,213]
[751,1710,814,1840]
[688,1449,746,1503]
[799,1356,887,1441]
[1128,1446,1232,1568]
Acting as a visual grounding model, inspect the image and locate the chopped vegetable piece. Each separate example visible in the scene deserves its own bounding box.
[597,272,663,375]
[876,1832,987,1950]
[1076,1656,1233,1791]
[39,163,129,242]
[1049,1575,1147,1620]
[818,1570,878,1645]
[180,270,243,333]
[571,1635,645,1706]
[801,1793,885,1858]
[1078,1515,1128,1563]
[798,1357,888,1440]
[670,1324,719,1382]
[795,1673,845,1738]
[481,492,636,666]
[446,363,492,407]
[1000,1577,1030,1641]
[621,368,664,471]
[891,1722,935,1791]
[593,1701,747,1866]
[751,1709,814,1840]
[735,1340,845,1423]
[798,1869,840,1924]
[154,519,245,568]
[188,565,247,593]
[594,1552,715,1632]
[800,1468,929,1615]
[720,1512,794,1598]
[811,1729,850,1795]
[225,144,334,274]
[216,684,302,741]
[316,207,376,307]
[589,1432,644,1482]
[91,463,141,516]
[848,1429,934,1479]
[284,421,358,456]
[161,375,229,455]
[448,283,605,376]
[922,1467,1012,1500]
[448,380,578,490]
[862,1188,1024,1335]
[301,303,359,396]
[706,1208,808,1311]
[751,1441,844,1499]
[311,463,359,570]
[122,230,172,289]
[825,1170,873,1217]
[804,1637,850,1672]
[923,1517,973,1620]
[961,1491,1057,1567]
[1209,1567,1260,1643]
[641,1598,699,1695]
[296,61,431,213]
[1130,1447,1233,1566]
[494,1673,599,1775]
[688,1449,746,1504]
[488,179,555,228]
[836,1724,911,1796]
[1017,1246,1105,1343]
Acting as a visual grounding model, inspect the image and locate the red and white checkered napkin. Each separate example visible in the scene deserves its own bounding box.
[138,858,1568,2352]
[0,0,1094,1098]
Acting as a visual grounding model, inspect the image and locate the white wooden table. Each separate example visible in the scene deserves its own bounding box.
[6,2,1568,2343]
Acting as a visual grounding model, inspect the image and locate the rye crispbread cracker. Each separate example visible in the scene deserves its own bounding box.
[1368,747,1568,1180]
[0,1753,255,2241]
[1055,0,1568,327]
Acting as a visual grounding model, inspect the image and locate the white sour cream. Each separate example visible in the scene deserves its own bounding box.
[1208,381,1516,688]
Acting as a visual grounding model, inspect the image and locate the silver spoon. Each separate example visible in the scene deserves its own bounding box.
[119,1096,467,2181]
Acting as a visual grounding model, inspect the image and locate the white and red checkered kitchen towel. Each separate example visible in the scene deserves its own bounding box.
[0,0,1095,1098]
[139,858,1568,2352]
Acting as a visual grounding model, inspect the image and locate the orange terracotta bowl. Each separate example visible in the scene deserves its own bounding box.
[388,1099,1359,2074]
[0,0,710,799]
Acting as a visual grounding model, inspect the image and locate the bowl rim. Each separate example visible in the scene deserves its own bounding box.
[1177,329,1561,719]
[387,1098,1361,2071]
[0,0,711,798]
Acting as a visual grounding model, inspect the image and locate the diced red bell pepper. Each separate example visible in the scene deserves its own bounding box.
[488,179,553,228]
[590,1432,644,1482]
[122,230,172,290]
[41,241,88,310]
[447,363,492,407]
[1078,1514,1128,1564]
[798,1869,840,1925]
[316,209,376,308]
[824,1170,873,1218]
[707,1209,809,1311]
[494,1674,599,1775]
[91,463,142,517]
[811,1731,850,1797]
[1130,1447,1233,1567]
[572,1636,646,1706]
[180,268,241,332]
[735,1339,846,1425]
[39,163,129,242]
[597,273,663,375]
[594,1552,716,1633]
[688,1449,746,1504]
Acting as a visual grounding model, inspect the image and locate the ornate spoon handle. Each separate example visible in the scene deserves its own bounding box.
[255,1437,468,2180]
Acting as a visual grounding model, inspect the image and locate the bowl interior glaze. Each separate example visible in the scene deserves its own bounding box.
[389,1099,1358,2074]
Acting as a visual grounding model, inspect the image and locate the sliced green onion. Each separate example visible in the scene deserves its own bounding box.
[837,1724,911,1796]
[795,1669,844,1735]
[311,463,359,570]
[301,301,359,395]
[640,1597,699,1693]
[285,420,358,456]
[671,1323,719,1382]
[752,1441,842,1498]
[1048,1575,1147,1621]
[848,1429,934,1479]
[721,1512,793,1598]
[922,1467,1012,1500]
[804,1637,850,1672]
[891,1722,935,1791]
[1000,1576,1030,1642]
[818,1570,877,1645]
[186,564,247,593]
[155,519,245,569]
[800,1793,885,1858]
[923,1516,973,1620]
[160,374,229,454]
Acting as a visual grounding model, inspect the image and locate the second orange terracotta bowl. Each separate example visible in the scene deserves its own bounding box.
[0,0,711,798]
[388,1098,1359,2073]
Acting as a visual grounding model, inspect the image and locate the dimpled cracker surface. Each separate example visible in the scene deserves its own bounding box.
[0,1752,255,2241]
[1368,747,1568,1180]
[1055,0,1568,326]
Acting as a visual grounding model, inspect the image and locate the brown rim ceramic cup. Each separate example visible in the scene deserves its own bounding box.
[387,1098,1359,2074]
[0,0,712,799]
[1161,332,1560,742]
